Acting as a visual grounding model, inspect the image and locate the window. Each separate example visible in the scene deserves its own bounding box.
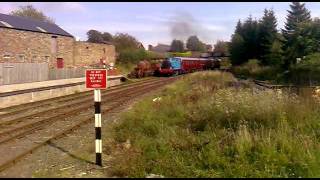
[3,54,10,60]
[44,55,50,62]
[3,54,10,58]
[51,36,57,54]
[32,55,37,62]
[17,54,25,61]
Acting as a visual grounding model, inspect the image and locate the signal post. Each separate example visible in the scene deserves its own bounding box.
[85,69,107,166]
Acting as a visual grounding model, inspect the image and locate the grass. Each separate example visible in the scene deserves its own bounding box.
[105,71,320,178]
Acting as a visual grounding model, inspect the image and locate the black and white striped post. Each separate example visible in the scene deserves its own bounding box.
[86,69,107,167]
[94,89,102,166]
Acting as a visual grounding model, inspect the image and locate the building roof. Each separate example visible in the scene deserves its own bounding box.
[0,13,73,37]
[150,43,170,53]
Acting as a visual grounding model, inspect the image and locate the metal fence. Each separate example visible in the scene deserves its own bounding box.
[0,63,86,85]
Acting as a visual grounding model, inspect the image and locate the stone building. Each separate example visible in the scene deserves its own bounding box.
[0,13,115,68]
[73,41,115,67]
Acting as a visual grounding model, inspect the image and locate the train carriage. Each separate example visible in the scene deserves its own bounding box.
[157,57,219,76]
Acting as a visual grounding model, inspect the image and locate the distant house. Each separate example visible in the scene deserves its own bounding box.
[137,42,145,50]
[206,44,213,52]
[148,43,171,53]
[0,13,116,68]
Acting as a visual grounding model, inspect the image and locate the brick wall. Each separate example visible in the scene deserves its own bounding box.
[0,28,74,68]
[73,41,116,67]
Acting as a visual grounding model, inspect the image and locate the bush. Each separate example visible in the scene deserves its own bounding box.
[106,71,320,177]
[287,53,320,85]
[232,59,280,80]
[117,48,164,64]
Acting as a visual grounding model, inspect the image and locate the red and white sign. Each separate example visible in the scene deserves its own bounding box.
[86,69,107,89]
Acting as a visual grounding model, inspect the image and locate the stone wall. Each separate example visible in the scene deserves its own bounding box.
[73,41,116,67]
[0,28,116,68]
[0,28,74,68]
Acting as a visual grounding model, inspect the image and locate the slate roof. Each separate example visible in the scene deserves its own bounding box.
[150,44,171,53]
[0,13,73,37]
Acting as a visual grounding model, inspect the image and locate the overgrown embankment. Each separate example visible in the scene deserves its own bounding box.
[106,71,320,178]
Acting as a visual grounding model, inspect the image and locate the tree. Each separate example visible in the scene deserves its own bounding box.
[10,5,55,24]
[213,40,229,56]
[282,2,312,67]
[186,35,205,52]
[170,39,184,52]
[112,33,141,52]
[266,38,284,66]
[101,32,113,42]
[87,30,114,43]
[87,30,103,43]
[230,33,246,65]
[235,20,244,36]
[241,15,260,60]
[258,9,279,65]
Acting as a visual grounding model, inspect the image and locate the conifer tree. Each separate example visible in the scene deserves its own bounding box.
[258,9,278,65]
[282,2,312,67]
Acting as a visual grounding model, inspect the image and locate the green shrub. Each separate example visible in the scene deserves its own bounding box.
[117,48,164,65]
[232,59,280,80]
[287,53,320,85]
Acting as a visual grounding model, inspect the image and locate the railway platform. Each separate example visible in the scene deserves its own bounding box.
[0,75,123,109]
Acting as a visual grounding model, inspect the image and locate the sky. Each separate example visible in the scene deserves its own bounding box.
[1,2,320,48]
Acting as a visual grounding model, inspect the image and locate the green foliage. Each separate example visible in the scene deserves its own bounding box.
[107,71,320,177]
[113,33,142,52]
[287,53,320,85]
[213,41,229,56]
[265,38,284,66]
[230,33,245,65]
[117,48,162,64]
[10,5,55,24]
[282,2,312,67]
[170,39,185,52]
[230,15,262,65]
[87,30,104,43]
[258,9,279,65]
[101,32,113,42]
[186,36,206,52]
[232,59,280,80]
[220,58,232,70]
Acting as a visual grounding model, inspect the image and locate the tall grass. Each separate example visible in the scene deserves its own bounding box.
[106,71,320,178]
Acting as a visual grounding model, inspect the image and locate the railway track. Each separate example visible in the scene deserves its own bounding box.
[0,76,179,172]
[0,77,156,117]
[0,78,164,127]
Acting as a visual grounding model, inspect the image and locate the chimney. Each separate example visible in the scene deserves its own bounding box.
[148,45,153,51]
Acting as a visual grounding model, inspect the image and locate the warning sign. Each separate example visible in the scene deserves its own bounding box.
[86,69,107,89]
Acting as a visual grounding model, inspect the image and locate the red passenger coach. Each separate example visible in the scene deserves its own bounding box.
[181,57,208,73]
[157,56,220,76]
